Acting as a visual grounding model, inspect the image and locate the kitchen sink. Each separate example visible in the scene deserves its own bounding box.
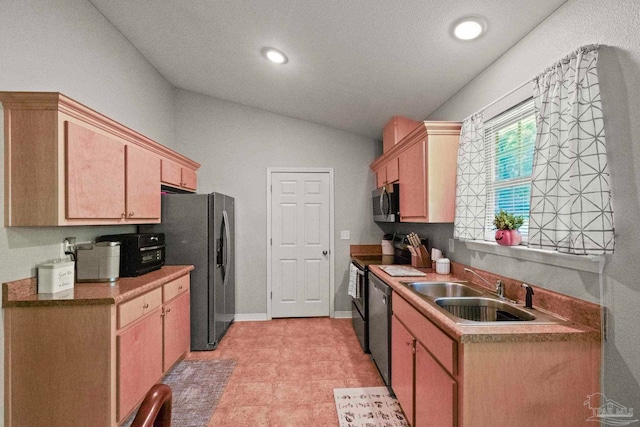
[435,297,535,322]
[401,281,568,325]
[402,281,484,299]
[433,297,568,325]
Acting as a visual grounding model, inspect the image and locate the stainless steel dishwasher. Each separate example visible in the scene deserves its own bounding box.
[368,272,392,386]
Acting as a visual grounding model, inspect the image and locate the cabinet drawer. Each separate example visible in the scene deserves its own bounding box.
[393,293,457,375]
[118,288,162,329]
[163,274,190,302]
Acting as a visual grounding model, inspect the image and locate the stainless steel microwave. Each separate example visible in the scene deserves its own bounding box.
[372,183,400,222]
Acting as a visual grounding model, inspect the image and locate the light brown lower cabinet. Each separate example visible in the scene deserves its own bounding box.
[392,314,456,427]
[391,292,600,427]
[4,274,191,427]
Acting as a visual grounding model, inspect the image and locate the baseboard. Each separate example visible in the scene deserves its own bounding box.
[234,313,269,321]
[235,312,352,321]
[333,311,352,319]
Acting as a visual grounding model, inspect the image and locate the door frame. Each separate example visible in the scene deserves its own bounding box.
[266,167,335,320]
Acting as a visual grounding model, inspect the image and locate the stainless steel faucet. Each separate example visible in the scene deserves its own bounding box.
[464,268,513,302]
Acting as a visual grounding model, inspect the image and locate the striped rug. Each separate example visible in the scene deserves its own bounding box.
[123,358,236,427]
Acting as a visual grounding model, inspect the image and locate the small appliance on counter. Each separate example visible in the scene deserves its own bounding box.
[75,241,120,283]
[95,233,165,277]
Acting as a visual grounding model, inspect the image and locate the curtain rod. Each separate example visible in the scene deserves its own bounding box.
[463,78,532,123]
[462,44,600,123]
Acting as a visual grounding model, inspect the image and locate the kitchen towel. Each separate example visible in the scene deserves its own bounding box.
[348,264,358,298]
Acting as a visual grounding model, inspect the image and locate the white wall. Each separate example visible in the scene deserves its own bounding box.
[173,89,382,316]
[427,0,640,407]
[0,0,177,423]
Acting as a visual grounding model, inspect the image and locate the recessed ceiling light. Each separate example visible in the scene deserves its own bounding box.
[261,47,288,64]
[451,17,486,41]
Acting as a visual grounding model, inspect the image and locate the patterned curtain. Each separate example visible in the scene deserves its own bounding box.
[454,112,486,240]
[528,45,615,254]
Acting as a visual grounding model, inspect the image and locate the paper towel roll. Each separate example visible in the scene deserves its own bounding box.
[431,248,443,260]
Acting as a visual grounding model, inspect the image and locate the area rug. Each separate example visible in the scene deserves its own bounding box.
[334,387,409,427]
[123,358,236,427]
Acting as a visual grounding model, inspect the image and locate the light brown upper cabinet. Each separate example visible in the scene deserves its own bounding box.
[382,116,421,154]
[161,159,197,191]
[375,157,399,188]
[371,121,461,223]
[0,92,200,226]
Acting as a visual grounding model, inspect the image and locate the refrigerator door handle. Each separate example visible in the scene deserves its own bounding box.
[216,238,223,268]
[222,209,231,287]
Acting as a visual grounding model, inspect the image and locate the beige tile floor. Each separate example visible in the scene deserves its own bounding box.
[185,317,385,427]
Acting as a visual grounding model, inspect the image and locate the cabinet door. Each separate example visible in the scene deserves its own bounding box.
[66,121,125,219]
[399,139,427,221]
[387,157,399,183]
[117,309,163,421]
[391,315,415,425]
[163,291,191,371]
[426,135,459,223]
[181,167,197,190]
[161,159,182,187]
[376,166,387,188]
[415,341,457,427]
[126,145,161,221]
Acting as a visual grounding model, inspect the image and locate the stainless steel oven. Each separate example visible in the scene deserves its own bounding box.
[350,234,413,354]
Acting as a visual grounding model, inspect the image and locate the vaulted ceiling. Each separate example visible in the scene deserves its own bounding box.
[89,0,566,139]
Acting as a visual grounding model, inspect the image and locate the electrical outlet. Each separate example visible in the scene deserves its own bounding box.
[449,238,455,253]
[340,230,350,240]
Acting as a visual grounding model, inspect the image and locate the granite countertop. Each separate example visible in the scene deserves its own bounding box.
[368,264,601,344]
[2,265,194,308]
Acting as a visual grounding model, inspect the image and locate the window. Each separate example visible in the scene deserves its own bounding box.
[483,99,536,242]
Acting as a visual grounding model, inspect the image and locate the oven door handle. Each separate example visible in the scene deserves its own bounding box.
[139,245,165,252]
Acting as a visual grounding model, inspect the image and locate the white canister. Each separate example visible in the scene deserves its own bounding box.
[435,258,451,275]
[38,260,75,293]
[381,240,394,255]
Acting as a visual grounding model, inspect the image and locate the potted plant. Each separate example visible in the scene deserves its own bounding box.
[493,210,524,246]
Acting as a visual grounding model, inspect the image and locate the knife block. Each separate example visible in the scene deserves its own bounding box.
[410,246,431,268]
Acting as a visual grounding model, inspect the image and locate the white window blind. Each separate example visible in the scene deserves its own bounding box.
[483,99,536,242]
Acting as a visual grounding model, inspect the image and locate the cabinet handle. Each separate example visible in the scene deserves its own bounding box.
[142,303,149,309]
[121,213,126,219]
[128,212,134,217]
[178,286,183,290]
[166,308,171,313]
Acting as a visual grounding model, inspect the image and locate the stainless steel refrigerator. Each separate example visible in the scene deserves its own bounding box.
[141,192,235,350]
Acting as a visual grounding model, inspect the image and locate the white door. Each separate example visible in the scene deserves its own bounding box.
[271,171,331,317]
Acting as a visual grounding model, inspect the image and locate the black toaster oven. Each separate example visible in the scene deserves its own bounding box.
[95,233,165,277]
